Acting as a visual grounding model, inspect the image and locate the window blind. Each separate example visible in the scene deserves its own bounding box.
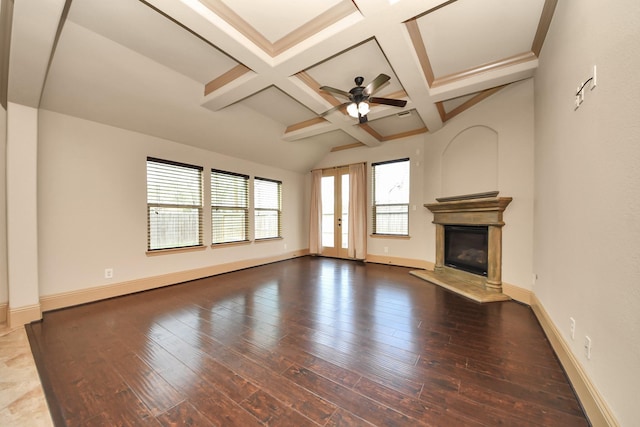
[254,177,282,240]
[372,158,410,236]
[211,169,249,244]
[147,157,203,250]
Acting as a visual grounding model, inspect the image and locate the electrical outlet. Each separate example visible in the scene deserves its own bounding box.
[584,336,592,360]
[284,243,287,250]
[383,246,389,253]
[104,268,113,279]
[569,317,575,340]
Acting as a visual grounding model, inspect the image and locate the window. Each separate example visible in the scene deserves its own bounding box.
[146,157,203,250]
[211,169,249,244]
[372,158,410,235]
[254,177,282,240]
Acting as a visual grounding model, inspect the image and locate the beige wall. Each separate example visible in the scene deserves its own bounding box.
[6,102,40,319]
[0,102,6,308]
[37,110,308,298]
[423,79,535,290]
[534,0,640,424]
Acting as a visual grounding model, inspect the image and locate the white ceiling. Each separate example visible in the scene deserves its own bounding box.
[7,0,556,172]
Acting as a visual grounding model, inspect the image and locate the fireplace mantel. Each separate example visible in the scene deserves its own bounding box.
[411,192,512,303]
[425,195,512,226]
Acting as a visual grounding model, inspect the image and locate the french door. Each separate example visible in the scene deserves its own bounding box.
[320,167,350,258]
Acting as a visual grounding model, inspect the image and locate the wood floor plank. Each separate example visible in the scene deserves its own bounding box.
[353,376,484,427]
[156,401,216,427]
[157,334,259,403]
[280,350,362,388]
[283,365,426,427]
[110,352,185,417]
[78,388,162,427]
[325,408,377,427]
[27,257,589,426]
[457,375,588,424]
[158,359,264,426]
[241,389,321,426]
[210,343,337,425]
[278,331,426,397]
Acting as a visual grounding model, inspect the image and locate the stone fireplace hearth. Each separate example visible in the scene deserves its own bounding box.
[410,192,512,303]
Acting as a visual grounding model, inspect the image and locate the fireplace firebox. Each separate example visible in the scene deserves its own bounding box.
[444,225,488,276]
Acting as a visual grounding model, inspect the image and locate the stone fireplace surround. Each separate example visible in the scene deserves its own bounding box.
[410,191,512,303]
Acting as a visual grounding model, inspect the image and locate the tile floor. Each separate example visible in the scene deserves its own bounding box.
[0,325,54,426]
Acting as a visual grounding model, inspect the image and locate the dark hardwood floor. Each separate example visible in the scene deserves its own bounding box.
[27,257,589,426]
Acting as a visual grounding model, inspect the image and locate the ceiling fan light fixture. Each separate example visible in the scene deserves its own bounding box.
[347,102,359,118]
[358,101,370,116]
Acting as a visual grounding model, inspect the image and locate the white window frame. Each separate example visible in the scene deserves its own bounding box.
[146,157,203,251]
[254,177,282,240]
[211,169,249,245]
[372,158,410,236]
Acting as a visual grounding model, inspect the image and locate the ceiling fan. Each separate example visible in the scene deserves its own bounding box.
[319,74,407,123]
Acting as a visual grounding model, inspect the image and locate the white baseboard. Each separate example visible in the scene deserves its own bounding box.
[502,281,532,305]
[8,304,42,327]
[366,254,435,270]
[40,250,308,312]
[531,294,618,427]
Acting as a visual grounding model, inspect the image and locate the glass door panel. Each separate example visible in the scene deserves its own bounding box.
[340,173,349,255]
[320,167,350,258]
[321,175,335,255]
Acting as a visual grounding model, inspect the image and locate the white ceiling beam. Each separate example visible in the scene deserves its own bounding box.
[8,0,67,107]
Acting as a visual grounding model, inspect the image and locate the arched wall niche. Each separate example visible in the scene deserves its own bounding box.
[441,125,498,197]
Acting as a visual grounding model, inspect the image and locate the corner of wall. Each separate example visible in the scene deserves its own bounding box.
[0,102,7,310]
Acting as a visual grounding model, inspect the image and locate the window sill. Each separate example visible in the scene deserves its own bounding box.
[255,237,283,243]
[211,240,251,248]
[370,234,411,240]
[146,245,206,256]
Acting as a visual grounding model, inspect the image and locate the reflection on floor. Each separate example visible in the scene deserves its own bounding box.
[0,326,53,426]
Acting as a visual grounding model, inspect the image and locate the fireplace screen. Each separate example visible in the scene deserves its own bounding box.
[444,225,488,276]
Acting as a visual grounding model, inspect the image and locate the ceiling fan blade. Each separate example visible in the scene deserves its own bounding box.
[363,74,391,96]
[319,86,352,100]
[320,102,350,117]
[369,97,407,107]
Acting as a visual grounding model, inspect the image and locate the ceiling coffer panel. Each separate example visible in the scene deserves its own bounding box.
[417,0,546,79]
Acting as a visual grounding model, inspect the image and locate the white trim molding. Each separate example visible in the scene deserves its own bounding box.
[8,303,42,327]
[502,281,532,305]
[366,254,434,270]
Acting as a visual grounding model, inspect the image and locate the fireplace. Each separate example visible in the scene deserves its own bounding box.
[444,225,488,276]
[410,192,512,302]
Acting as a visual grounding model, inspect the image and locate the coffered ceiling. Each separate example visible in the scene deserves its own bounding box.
[7,0,557,172]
